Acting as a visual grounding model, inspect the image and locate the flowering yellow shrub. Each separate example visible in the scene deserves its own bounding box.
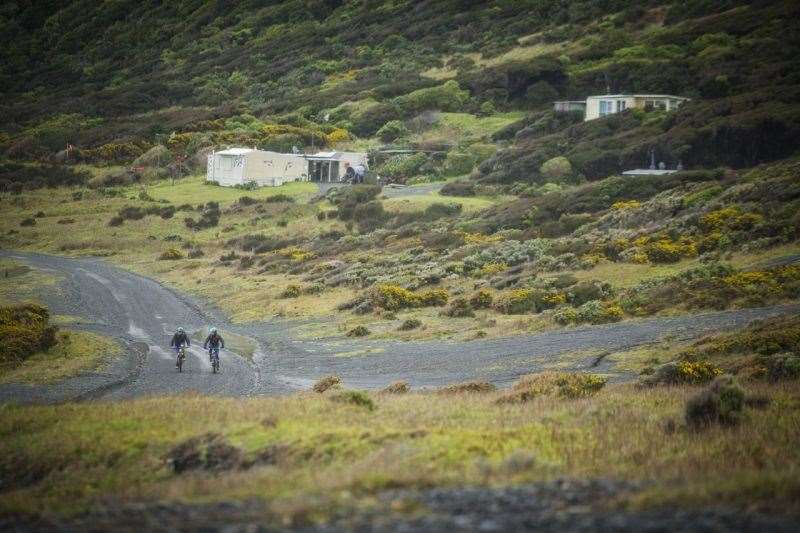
[644,238,697,263]
[494,289,536,314]
[701,206,763,231]
[480,262,507,276]
[281,248,315,262]
[326,128,350,144]
[677,361,722,384]
[370,284,449,310]
[542,293,567,305]
[611,200,641,210]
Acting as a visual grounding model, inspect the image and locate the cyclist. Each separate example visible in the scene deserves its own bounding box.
[203,327,225,364]
[170,327,190,368]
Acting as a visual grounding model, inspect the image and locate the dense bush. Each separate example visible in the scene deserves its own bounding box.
[0,163,89,191]
[0,304,59,365]
[376,120,408,142]
[440,180,476,197]
[370,284,448,311]
[685,375,745,428]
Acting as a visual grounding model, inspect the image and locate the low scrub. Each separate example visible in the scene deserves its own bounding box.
[382,380,410,394]
[642,361,723,386]
[398,318,422,331]
[329,390,375,410]
[158,248,184,261]
[346,325,371,337]
[437,380,496,394]
[312,375,341,393]
[370,284,449,311]
[685,375,745,429]
[497,372,607,403]
[0,304,58,366]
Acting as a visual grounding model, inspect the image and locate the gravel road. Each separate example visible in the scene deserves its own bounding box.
[2,250,799,403]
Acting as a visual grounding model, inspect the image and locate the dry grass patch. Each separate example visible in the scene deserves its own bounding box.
[0,382,799,520]
[437,380,496,394]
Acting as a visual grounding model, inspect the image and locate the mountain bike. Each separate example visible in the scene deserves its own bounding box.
[177,346,187,373]
[209,347,220,374]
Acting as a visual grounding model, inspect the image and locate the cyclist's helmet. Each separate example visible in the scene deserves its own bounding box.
[177,326,185,333]
[210,327,218,334]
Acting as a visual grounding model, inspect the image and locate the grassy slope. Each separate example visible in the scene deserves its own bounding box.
[1,381,798,520]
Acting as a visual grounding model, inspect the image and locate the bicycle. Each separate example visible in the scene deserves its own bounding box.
[209,347,220,374]
[176,345,187,373]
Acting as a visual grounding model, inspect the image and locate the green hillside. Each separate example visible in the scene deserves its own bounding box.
[2,0,799,178]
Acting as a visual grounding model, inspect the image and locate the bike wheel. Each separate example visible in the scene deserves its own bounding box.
[178,358,182,372]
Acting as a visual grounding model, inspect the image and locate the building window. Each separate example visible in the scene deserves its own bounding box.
[599,100,613,116]
[221,157,233,170]
[616,100,626,112]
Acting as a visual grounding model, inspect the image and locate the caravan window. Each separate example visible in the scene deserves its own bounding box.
[221,156,233,171]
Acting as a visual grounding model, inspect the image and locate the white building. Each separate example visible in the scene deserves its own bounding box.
[305,151,369,183]
[206,148,307,187]
[584,94,689,121]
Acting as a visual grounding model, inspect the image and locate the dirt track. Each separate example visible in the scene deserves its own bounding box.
[2,250,799,403]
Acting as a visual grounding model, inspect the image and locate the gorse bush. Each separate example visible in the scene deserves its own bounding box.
[370,285,448,311]
[0,304,59,365]
[497,372,607,403]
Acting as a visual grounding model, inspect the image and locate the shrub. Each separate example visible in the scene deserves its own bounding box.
[20,218,36,227]
[158,248,184,260]
[539,156,573,181]
[281,285,302,298]
[312,375,341,393]
[265,194,295,203]
[497,372,607,403]
[382,380,410,393]
[554,300,623,325]
[399,318,422,331]
[440,180,476,197]
[443,298,474,318]
[330,390,375,410]
[443,152,476,176]
[187,248,204,259]
[685,375,745,429]
[376,120,409,142]
[642,360,723,386]
[643,238,697,264]
[437,380,496,394]
[370,284,448,311]
[494,289,536,314]
[0,304,59,365]
[108,216,124,227]
[347,325,371,337]
[469,289,494,309]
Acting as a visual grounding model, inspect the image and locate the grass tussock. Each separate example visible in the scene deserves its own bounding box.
[382,380,410,394]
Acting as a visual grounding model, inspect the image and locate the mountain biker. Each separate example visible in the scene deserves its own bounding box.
[203,327,224,363]
[170,327,190,368]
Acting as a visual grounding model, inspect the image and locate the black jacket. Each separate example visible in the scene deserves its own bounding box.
[170,331,190,347]
[204,332,224,349]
